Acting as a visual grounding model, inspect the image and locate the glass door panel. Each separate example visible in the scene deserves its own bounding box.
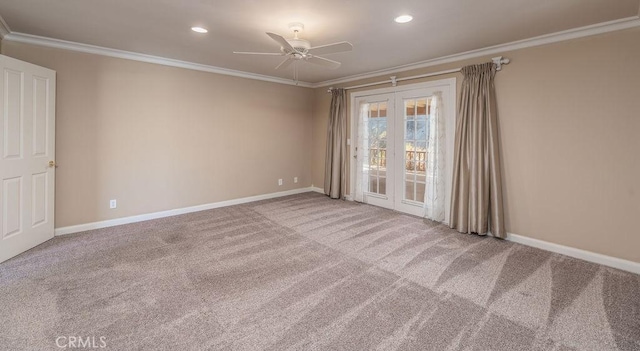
[356,93,395,210]
[402,97,431,204]
[363,102,388,195]
[394,90,435,217]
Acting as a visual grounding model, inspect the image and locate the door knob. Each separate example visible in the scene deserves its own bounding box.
[48,160,56,168]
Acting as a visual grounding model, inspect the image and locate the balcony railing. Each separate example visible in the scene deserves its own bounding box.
[368,148,426,172]
[405,150,426,172]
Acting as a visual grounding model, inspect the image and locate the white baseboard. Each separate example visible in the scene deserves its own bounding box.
[310,186,354,201]
[310,185,357,201]
[505,233,640,275]
[54,187,315,236]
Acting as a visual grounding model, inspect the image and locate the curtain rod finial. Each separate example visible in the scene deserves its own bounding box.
[492,56,510,71]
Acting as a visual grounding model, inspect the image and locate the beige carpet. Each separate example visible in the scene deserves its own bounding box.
[0,192,638,350]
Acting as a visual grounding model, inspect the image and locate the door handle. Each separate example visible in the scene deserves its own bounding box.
[48,160,56,168]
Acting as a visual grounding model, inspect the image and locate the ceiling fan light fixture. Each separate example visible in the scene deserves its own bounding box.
[191,26,208,33]
[394,15,413,24]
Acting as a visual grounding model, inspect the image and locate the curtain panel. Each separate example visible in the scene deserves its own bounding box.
[449,62,506,237]
[424,92,446,222]
[324,88,347,199]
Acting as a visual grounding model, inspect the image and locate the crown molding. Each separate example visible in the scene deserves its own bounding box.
[2,32,314,88]
[311,16,640,88]
[0,13,10,39]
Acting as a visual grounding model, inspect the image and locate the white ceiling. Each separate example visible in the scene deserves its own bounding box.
[0,0,639,83]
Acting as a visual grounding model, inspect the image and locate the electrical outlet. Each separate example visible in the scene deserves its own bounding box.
[294,177,298,183]
[278,179,283,186]
[109,199,117,209]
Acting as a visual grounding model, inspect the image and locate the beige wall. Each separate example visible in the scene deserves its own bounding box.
[2,27,639,263]
[312,27,640,263]
[2,41,314,228]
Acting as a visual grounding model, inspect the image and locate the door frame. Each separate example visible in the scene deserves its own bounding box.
[349,78,456,223]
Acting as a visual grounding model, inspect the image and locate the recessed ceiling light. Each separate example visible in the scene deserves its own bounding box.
[394,15,413,24]
[191,26,208,33]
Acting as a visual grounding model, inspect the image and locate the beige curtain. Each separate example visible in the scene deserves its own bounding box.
[324,88,347,199]
[450,62,506,238]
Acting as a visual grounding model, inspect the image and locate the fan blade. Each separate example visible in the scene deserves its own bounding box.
[233,51,284,56]
[266,32,296,52]
[307,41,353,56]
[275,58,293,70]
[307,56,341,69]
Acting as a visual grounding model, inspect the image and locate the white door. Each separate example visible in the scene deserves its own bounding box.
[393,89,436,216]
[0,55,56,263]
[353,80,455,219]
[355,93,395,209]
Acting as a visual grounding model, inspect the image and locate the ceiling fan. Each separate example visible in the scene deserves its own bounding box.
[233,23,353,82]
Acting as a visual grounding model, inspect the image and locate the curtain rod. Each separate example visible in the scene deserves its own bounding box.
[327,56,510,93]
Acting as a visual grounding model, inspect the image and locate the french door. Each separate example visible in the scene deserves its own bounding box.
[354,81,454,218]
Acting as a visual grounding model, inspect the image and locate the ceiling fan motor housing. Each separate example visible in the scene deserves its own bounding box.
[285,38,311,55]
